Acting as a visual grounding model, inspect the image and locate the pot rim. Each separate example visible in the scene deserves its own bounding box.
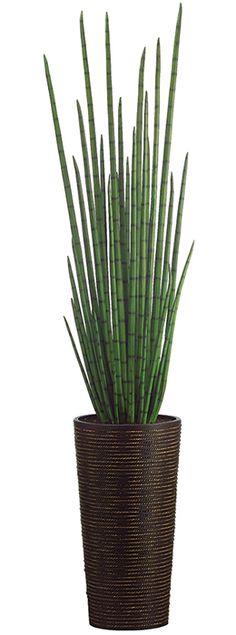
[74,413,181,429]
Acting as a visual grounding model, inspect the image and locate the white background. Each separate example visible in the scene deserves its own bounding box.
[0,0,235,633]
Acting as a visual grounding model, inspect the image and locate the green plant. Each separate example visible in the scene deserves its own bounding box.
[44,3,194,424]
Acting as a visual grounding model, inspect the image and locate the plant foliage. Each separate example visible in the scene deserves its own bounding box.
[44,3,194,423]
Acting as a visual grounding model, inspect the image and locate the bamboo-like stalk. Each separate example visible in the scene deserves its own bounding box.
[136,92,150,407]
[80,13,101,201]
[76,101,113,374]
[124,157,131,328]
[150,241,194,421]
[44,57,91,324]
[80,15,113,375]
[72,156,97,307]
[63,317,103,417]
[44,3,193,424]
[127,129,137,422]
[160,173,174,314]
[168,152,188,317]
[118,99,129,329]
[145,39,160,331]
[108,176,124,420]
[150,4,182,348]
[105,13,128,406]
[135,48,146,364]
[143,267,172,423]
[100,134,109,297]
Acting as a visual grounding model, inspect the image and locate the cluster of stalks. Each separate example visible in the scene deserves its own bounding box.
[44,3,193,423]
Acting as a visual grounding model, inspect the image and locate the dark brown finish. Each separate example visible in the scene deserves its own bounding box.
[74,415,181,630]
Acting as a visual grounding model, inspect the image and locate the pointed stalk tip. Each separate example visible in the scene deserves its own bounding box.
[43,54,49,70]
[178,3,183,23]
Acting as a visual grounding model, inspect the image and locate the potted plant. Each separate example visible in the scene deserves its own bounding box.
[44,3,193,629]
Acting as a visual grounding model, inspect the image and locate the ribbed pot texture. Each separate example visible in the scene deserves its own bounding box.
[74,414,181,630]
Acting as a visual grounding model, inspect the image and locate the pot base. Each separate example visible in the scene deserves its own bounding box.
[89,619,168,630]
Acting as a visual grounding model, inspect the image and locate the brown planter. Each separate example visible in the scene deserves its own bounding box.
[74,414,181,630]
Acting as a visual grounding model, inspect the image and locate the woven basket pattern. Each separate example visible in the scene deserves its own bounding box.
[74,415,181,630]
